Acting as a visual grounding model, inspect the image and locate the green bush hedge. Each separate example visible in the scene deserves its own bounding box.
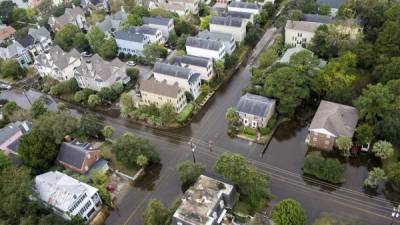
[303,151,345,184]
[240,126,257,136]
[177,103,194,124]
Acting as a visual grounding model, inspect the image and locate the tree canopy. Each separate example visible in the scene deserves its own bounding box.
[271,199,307,225]
[177,161,205,185]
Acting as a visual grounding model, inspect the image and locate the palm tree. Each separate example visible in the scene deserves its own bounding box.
[372,140,394,160]
[364,167,387,188]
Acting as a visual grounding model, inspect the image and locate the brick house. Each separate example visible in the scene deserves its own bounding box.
[306,100,358,151]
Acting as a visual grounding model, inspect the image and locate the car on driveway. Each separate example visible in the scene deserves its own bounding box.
[126,61,136,66]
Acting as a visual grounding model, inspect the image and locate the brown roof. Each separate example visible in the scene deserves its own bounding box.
[0,26,16,41]
[285,20,322,33]
[139,78,181,98]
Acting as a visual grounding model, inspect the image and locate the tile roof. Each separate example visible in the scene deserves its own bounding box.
[198,30,234,42]
[228,1,260,9]
[0,26,16,41]
[186,37,223,51]
[154,62,192,79]
[236,93,276,117]
[139,78,182,98]
[309,100,359,137]
[173,55,211,68]
[57,140,96,170]
[316,0,345,8]
[114,27,147,43]
[210,16,244,27]
[285,20,322,32]
[143,16,172,26]
[302,14,335,24]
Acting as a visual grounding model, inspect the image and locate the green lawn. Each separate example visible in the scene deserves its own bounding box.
[177,103,195,124]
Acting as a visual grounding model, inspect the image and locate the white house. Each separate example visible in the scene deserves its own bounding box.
[222,11,255,24]
[34,46,81,80]
[143,16,174,39]
[210,16,247,42]
[34,171,102,222]
[153,62,201,99]
[285,20,322,47]
[0,42,32,68]
[114,27,151,56]
[135,26,164,44]
[74,54,130,91]
[15,27,52,57]
[81,0,110,12]
[173,55,214,81]
[198,30,236,55]
[185,37,226,60]
[159,0,199,15]
[228,1,261,15]
[48,7,87,32]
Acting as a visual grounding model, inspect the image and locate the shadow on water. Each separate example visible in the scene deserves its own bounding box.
[273,120,307,142]
[301,174,340,192]
[383,182,400,204]
[132,164,162,191]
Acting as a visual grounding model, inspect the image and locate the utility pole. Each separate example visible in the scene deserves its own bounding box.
[391,205,400,225]
[189,138,196,163]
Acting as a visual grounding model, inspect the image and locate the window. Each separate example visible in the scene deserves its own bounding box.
[243,118,248,125]
[251,121,257,128]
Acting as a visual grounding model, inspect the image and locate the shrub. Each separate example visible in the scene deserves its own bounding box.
[303,151,345,184]
[271,199,307,225]
[241,126,257,136]
[177,161,205,185]
[177,103,194,124]
[49,78,80,96]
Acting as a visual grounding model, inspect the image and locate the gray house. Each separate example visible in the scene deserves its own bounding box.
[198,30,236,55]
[15,27,52,57]
[172,175,237,225]
[143,16,174,39]
[236,93,276,128]
[114,27,150,56]
[96,9,127,36]
[172,55,214,81]
[0,42,32,68]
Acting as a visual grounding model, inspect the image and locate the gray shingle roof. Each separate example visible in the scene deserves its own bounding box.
[154,62,192,79]
[222,11,253,20]
[57,140,96,169]
[173,55,211,68]
[114,27,147,43]
[75,54,126,82]
[236,93,276,117]
[16,35,35,48]
[35,46,81,70]
[0,42,26,58]
[316,0,345,8]
[309,100,359,137]
[97,10,127,33]
[135,26,159,35]
[302,14,335,24]
[139,78,182,98]
[186,37,222,51]
[28,27,51,41]
[49,7,85,27]
[211,16,244,27]
[229,1,260,10]
[198,30,233,42]
[0,121,31,152]
[143,16,172,26]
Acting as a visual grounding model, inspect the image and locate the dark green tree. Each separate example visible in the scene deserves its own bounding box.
[143,199,169,225]
[159,103,176,124]
[54,24,81,51]
[30,100,47,119]
[98,39,117,59]
[271,199,307,225]
[177,161,205,185]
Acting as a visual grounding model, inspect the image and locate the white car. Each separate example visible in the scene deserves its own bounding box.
[126,61,136,66]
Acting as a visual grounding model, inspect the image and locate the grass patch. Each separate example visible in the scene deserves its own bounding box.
[177,103,194,124]
[194,91,208,105]
[99,142,138,177]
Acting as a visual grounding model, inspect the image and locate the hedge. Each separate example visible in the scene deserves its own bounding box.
[177,103,194,124]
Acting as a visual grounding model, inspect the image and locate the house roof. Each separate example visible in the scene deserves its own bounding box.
[35,171,98,212]
[114,27,147,43]
[143,16,172,26]
[135,25,159,35]
[186,37,222,51]
[57,140,97,170]
[0,42,26,58]
[16,35,35,48]
[198,30,233,42]
[75,54,126,83]
[35,46,81,70]
[0,26,16,41]
[285,20,322,32]
[309,100,359,137]
[222,11,253,20]
[0,121,31,152]
[48,7,85,28]
[139,78,182,98]
[154,62,192,79]
[316,0,345,8]
[173,55,211,68]
[211,16,244,27]
[236,93,276,117]
[302,14,335,24]
[97,10,127,33]
[28,27,51,41]
[228,1,260,10]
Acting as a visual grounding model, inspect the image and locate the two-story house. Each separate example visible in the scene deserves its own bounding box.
[284,20,322,47]
[15,27,52,57]
[172,55,214,82]
[0,42,32,68]
[138,77,187,113]
[74,54,130,91]
[159,0,199,15]
[185,37,226,60]
[81,0,110,13]
[235,93,276,128]
[143,16,174,40]
[198,30,236,55]
[35,171,102,221]
[0,25,16,44]
[114,27,151,56]
[56,140,100,175]
[135,26,164,44]
[210,16,247,42]
[48,6,87,32]
[96,8,127,36]
[221,11,255,24]
[0,121,31,156]
[172,175,237,225]
[306,100,358,151]
[34,46,81,80]
[153,62,201,99]
[227,1,261,15]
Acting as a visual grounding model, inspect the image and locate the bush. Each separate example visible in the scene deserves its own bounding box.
[177,103,194,124]
[303,152,345,184]
[271,199,307,225]
[126,67,140,83]
[49,78,80,96]
[177,161,205,185]
[241,126,257,136]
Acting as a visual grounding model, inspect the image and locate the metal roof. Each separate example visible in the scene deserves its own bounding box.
[114,27,147,42]
[174,55,211,68]
[154,62,192,79]
[210,16,244,27]
[222,11,253,19]
[143,16,172,26]
[316,0,345,8]
[198,30,233,42]
[236,93,276,117]
[186,37,222,51]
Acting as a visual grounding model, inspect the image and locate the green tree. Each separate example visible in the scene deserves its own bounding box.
[214,59,225,78]
[30,100,47,119]
[271,199,307,225]
[0,1,16,24]
[54,24,81,51]
[375,57,400,83]
[120,93,135,117]
[98,86,119,103]
[388,163,400,187]
[143,44,168,63]
[0,152,11,171]
[86,26,106,53]
[136,154,149,168]
[159,103,176,124]
[200,15,211,30]
[126,13,142,26]
[174,19,196,36]
[226,107,241,126]
[14,27,29,39]
[112,133,159,167]
[0,59,25,80]
[143,199,169,225]
[102,125,115,139]
[335,137,352,158]
[303,151,345,184]
[319,4,331,15]
[372,140,394,160]
[258,47,278,68]
[17,129,58,171]
[73,33,90,52]
[111,83,124,95]
[176,34,188,50]
[288,9,303,20]
[263,67,310,117]
[81,113,104,138]
[376,21,400,57]
[126,68,140,84]
[364,167,386,188]
[74,90,91,103]
[11,8,34,29]
[49,78,80,96]
[214,153,270,211]
[98,39,117,60]
[88,94,101,107]
[355,124,374,145]
[90,170,108,186]
[3,101,18,118]
[177,161,205,185]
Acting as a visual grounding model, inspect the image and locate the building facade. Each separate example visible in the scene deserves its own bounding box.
[185,37,226,60]
[284,20,322,47]
[210,16,247,42]
[143,16,174,39]
[0,42,33,68]
[114,27,151,56]
[173,55,214,82]
[198,30,236,55]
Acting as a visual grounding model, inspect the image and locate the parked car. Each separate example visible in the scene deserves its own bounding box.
[81,51,93,57]
[0,83,11,90]
[126,61,136,66]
